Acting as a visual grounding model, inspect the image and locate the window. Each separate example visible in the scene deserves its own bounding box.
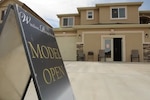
[62,17,74,27]
[1,10,6,20]
[105,39,111,58]
[111,7,126,19]
[140,16,150,24]
[87,10,94,20]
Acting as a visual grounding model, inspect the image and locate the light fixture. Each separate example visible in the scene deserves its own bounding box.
[63,32,66,34]
[145,33,149,38]
[110,29,114,33]
[78,34,81,38]
[110,29,115,35]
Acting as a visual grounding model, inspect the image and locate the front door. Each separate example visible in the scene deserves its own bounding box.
[113,38,122,61]
[103,37,122,61]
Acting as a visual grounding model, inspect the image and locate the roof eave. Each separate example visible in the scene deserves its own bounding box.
[57,13,79,18]
[53,28,75,32]
[96,2,143,7]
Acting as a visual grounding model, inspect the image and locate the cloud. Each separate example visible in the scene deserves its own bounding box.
[20,0,96,27]
[19,0,150,28]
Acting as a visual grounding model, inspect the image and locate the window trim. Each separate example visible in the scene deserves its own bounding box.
[110,6,127,20]
[62,17,74,27]
[86,10,94,20]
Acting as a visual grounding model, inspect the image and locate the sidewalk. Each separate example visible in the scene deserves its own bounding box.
[64,62,150,100]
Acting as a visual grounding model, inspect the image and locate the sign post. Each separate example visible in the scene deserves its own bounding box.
[0,4,74,100]
[15,5,75,100]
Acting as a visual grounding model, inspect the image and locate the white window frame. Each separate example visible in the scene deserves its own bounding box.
[110,6,127,20]
[62,17,74,27]
[86,10,94,20]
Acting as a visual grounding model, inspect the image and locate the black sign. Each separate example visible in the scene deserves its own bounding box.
[15,5,74,100]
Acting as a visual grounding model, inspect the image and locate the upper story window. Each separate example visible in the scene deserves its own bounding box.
[111,7,126,19]
[62,17,74,27]
[87,10,94,20]
[1,10,6,20]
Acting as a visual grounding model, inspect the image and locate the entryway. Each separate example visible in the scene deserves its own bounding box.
[101,35,125,62]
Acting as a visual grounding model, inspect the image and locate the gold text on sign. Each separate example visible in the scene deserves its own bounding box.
[43,66,66,84]
[28,41,61,59]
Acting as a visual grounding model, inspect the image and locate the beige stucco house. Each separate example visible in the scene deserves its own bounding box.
[0,1,150,62]
[54,2,150,62]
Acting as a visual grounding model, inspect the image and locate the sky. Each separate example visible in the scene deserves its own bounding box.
[19,0,150,28]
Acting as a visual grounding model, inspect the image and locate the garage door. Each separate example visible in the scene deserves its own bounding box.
[56,36,77,61]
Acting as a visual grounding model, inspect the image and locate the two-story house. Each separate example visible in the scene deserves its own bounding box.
[54,2,150,62]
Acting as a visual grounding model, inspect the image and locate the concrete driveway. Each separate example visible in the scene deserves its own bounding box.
[64,62,150,100]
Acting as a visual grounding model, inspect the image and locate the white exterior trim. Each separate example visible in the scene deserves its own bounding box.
[61,17,75,27]
[55,34,76,37]
[86,10,94,20]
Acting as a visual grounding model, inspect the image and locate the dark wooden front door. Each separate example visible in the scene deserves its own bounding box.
[113,38,122,61]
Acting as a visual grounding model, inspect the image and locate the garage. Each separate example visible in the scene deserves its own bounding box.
[56,36,77,61]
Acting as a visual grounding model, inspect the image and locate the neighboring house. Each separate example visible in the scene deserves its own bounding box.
[0,0,52,28]
[54,2,150,62]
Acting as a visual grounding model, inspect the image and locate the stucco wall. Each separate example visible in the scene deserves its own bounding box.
[76,28,148,62]
[125,32,143,62]
[80,9,99,25]
[83,34,102,61]
[99,5,139,24]
[75,15,80,25]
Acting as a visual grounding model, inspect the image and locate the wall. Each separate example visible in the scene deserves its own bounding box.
[125,32,143,62]
[83,34,102,61]
[80,9,99,25]
[75,15,80,25]
[77,28,148,62]
[99,5,139,24]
